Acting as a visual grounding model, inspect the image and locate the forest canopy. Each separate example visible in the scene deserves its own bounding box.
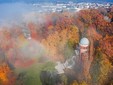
[0,6,113,85]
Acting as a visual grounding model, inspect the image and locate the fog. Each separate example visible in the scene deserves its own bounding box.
[0,3,43,25]
[0,3,50,69]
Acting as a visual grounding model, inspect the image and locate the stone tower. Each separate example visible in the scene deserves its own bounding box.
[79,37,89,61]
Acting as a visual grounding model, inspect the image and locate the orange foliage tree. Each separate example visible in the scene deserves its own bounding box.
[0,63,16,85]
[74,9,113,36]
[41,25,79,61]
[99,35,113,64]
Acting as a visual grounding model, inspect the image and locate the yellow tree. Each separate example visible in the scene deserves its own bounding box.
[41,25,79,61]
[90,49,113,85]
[71,80,88,85]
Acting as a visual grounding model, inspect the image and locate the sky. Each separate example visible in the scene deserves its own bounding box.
[0,0,113,3]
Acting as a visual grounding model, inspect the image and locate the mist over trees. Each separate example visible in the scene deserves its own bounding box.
[0,5,113,85]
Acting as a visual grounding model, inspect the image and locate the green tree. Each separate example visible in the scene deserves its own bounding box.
[90,49,112,85]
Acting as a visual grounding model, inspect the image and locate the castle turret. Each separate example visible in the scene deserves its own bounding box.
[79,37,89,54]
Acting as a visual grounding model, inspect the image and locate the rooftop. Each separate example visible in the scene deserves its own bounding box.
[79,37,89,46]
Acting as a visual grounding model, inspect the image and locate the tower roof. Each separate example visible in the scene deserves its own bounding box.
[79,37,89,46]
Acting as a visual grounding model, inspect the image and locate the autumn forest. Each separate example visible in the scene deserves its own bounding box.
[0,5,113,85]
